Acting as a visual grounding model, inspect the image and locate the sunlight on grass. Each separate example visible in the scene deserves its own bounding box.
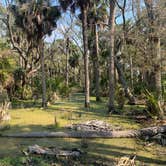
[6,94,142,134]
[0,93,165,165]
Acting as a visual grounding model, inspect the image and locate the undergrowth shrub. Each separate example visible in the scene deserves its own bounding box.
[115,84,126,109]
[100,75,109,97]
[133,81,145,95]
[47,77,72,98]
[58,84,71,97]
[144,89,164,119]
[0,89,9,103]
[22,85,33,99]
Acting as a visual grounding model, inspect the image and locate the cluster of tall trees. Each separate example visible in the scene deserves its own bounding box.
[0,0,165,117]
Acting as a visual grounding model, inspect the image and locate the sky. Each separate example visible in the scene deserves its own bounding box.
[0,0,140,43]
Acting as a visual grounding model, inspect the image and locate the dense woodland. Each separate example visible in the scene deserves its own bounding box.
[0,0,166,165]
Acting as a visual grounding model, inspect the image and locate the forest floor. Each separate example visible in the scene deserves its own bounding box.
[0,93,166,166]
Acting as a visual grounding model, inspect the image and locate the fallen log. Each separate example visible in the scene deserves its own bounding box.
[28,144,82,157]
[67,120,123,132]
[1,125,166,138]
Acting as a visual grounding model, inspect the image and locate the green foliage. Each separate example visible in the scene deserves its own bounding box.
[162,74,166,101]
[144,89,164,119]
[58,83,71,97]
[0,53,13,87]
[115,84,126,109]
[133,81,146,95]
[0,39,9,50]
[47,77,63,92]
[100,74,109,96]
[0,90,9,104]
[69,54,79,68]
[22,85,33,99]
[12,68,26,99]
[33,76,71,99]
[33,76,42,94]
[0,157,51,166]
[13,68,25,83]
[69,42,80,68]
[46,77,71,98]
[0,57,11,70]
[10,0,61,43]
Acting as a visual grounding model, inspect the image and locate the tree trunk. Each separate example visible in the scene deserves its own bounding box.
[92,23,100,102]
[40,41,47,108]
[144,0,163,118]
[114,39,135,104]
[144,0,162,100]
[2,125,166,138]
[66,38,69,87]
[129,54,134,89]
[82,6,90,108]
[154,38,162,100]
[108,0,116,113]
[115,56,136,104]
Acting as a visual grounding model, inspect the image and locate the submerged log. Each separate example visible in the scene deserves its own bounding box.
[1,125,166,138]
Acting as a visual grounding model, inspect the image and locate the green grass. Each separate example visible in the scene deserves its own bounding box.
[0,93,165,165]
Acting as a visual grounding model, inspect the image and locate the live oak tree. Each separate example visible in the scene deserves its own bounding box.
[0,2,40,99]
[9,0,61,108]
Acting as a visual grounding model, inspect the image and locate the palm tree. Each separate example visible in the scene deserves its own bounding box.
[88,2,108,102]
[10,0,61,108]
[59,0,91,108]
[108,0,116,113]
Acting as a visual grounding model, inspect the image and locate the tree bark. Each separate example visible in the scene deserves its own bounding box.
[92,23,100,102]
[108,0,116,113]
[2,125,166,138]
[115,56,136,104]
[144,0,162,100]
[40,41,47,108]
[28,145,82,157]
[129,54,134,89]
[65,37,69,87]
[154,38,162,100]
[82,6,90,108]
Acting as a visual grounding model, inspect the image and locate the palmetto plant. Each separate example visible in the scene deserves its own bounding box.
[144,88,164,119]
